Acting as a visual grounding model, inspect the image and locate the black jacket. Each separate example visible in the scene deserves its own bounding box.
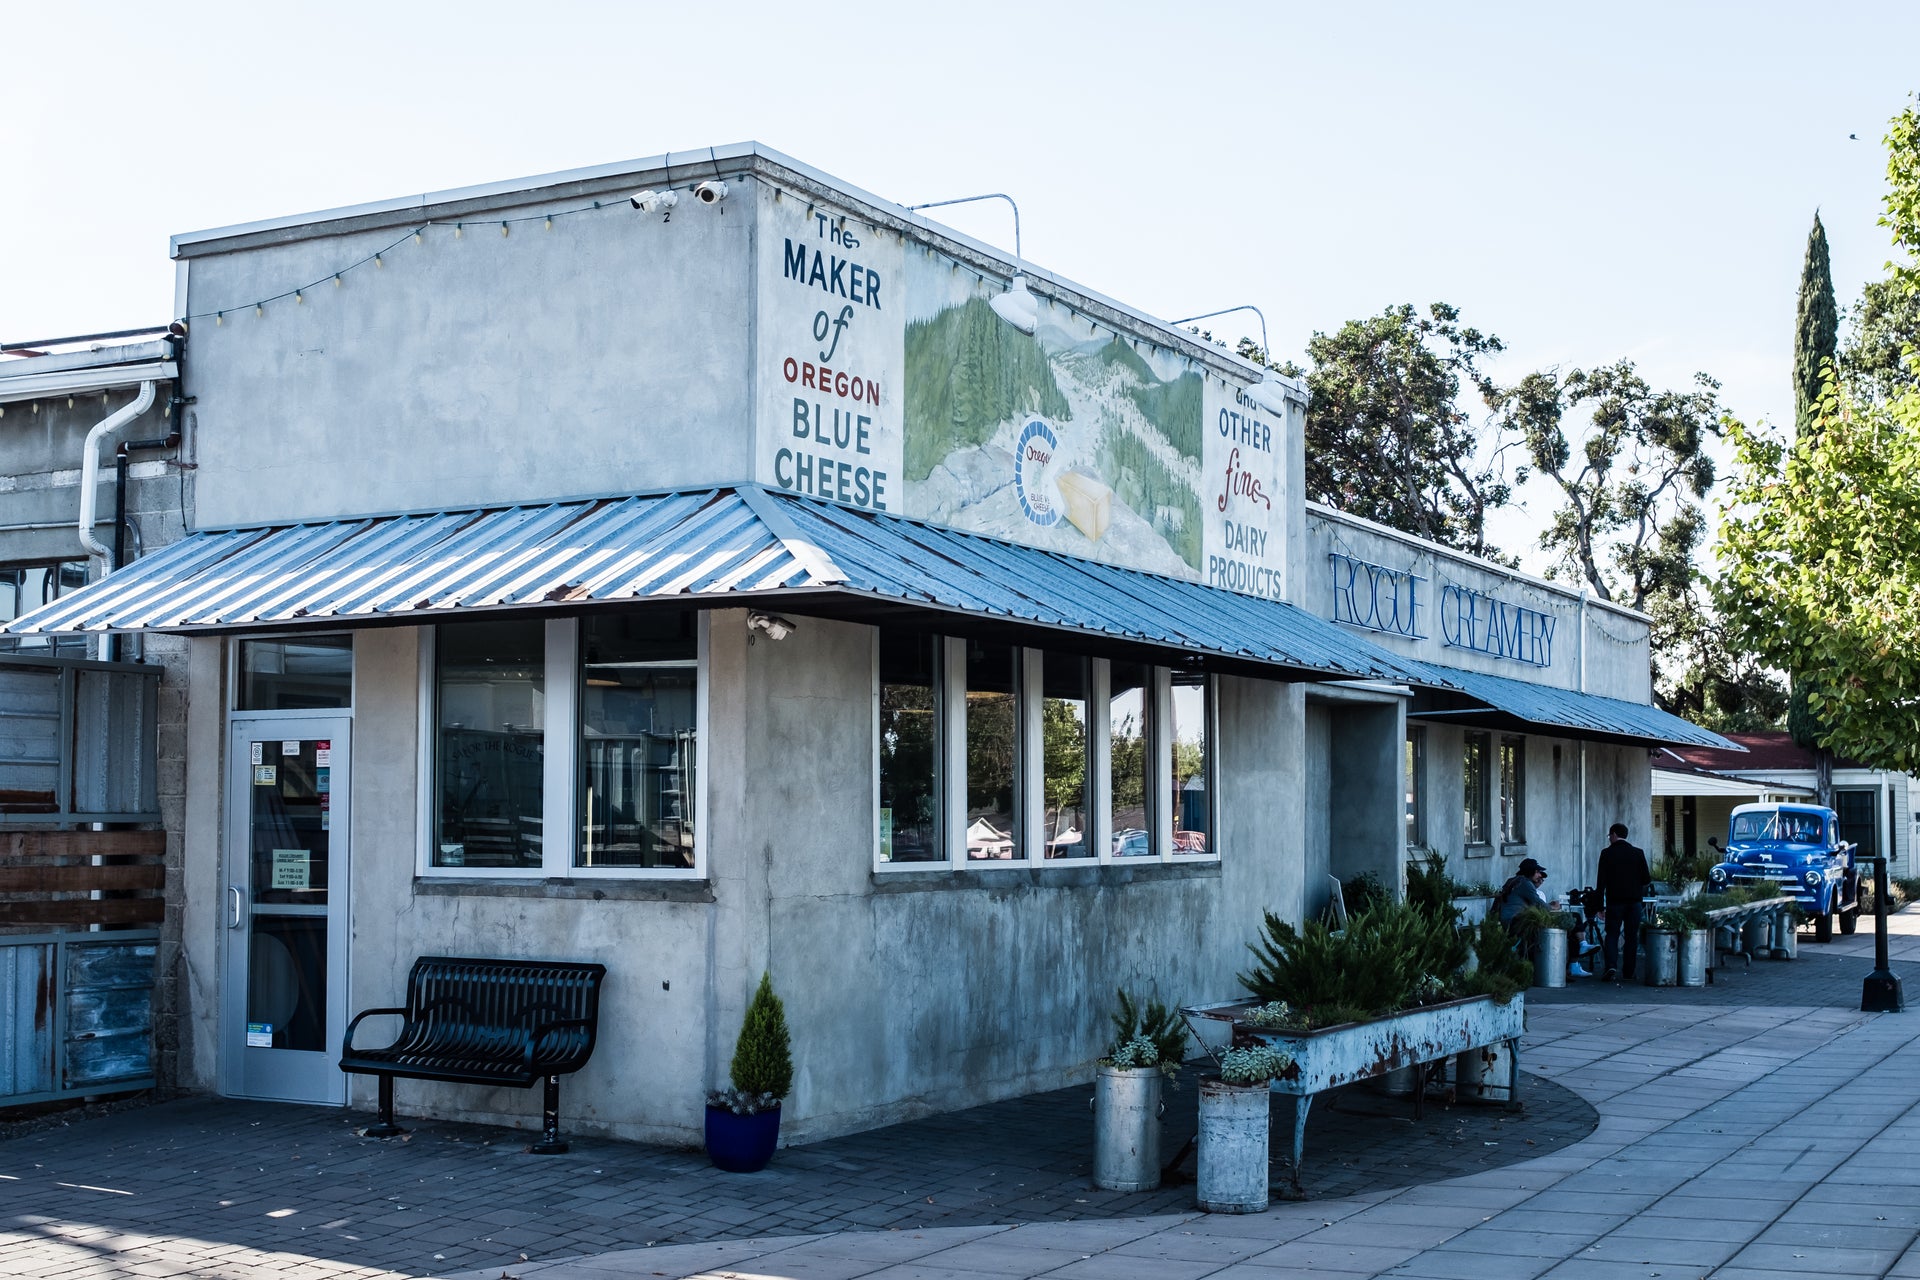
[1597,839,1651,908]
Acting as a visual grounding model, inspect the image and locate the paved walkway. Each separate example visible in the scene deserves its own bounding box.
[3,913,1917,1280]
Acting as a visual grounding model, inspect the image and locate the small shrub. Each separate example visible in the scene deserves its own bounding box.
[709,971,791,1115]
[1241,1001,1299,1029]
[1343,871,1390,920]
[1101,989,1189,1077]
[1240,898,1463,1024]
[1218,1044,1290,1085]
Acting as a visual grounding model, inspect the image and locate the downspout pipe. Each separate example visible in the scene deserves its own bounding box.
[78,380,157,660]
[110,429,181,663]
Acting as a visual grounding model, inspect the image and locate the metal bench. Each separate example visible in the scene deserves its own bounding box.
[340,955,608,1154]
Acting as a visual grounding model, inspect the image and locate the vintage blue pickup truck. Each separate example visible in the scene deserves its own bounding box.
[1706,802,1859,942]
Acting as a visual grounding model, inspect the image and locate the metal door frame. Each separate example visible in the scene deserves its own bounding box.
[221,711,351,1105]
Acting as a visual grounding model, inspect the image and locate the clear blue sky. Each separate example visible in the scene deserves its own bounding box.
[6,1,1915,558]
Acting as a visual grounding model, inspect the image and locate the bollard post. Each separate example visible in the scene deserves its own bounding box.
[1862,854,1905,1012]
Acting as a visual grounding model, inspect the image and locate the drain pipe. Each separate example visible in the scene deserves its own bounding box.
[110,429,180,662]
[1578,590,1589,884]
[78,380,157,659]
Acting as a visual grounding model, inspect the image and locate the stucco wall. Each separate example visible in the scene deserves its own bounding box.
[1301,506,1651,702]
[286,609,1313,1146]
[180,194,754,527]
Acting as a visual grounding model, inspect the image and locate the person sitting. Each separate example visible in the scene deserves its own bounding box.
[1497,857,1550,934]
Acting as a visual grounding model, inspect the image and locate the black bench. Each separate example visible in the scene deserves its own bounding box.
[340,956,608,1154]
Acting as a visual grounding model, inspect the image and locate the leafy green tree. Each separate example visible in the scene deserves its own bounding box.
[1291,304,1518,557]
[1719,96,1920,772]
[1844,275,1920,403]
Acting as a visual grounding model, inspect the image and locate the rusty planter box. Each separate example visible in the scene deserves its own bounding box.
[1186,994,1525,1194]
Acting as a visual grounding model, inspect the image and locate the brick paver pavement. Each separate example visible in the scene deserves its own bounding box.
[2,912,1912,1280]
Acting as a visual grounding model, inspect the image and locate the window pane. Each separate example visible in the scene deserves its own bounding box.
[964,639,1018,860]
[1463,732,1490,845]
[436,621,544,869]
[1109,662,1152,857]
[238,635,354,710]
[879,630,941,863]
[1499,736,1525,844]
[1406,727,1427,847]
[0,561,87,655]
[579,613,697,869]
[1170,671,1209,856]
[1041,653,1090,859]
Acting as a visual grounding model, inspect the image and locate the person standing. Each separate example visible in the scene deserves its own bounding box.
[1597,822,1651,982]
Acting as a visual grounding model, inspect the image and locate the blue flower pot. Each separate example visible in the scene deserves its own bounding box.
[705,1103,781,1172]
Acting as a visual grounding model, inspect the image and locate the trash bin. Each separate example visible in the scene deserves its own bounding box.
[1678,929,1710,986]
[1642,929,1679,986]
[1535,928,1568,989]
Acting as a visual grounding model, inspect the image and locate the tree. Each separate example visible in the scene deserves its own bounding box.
[1494,361,1719,611]
[1291,304,1519,558]
[1795,213,1839,434]
[1788,214,1842,792]
[1718,96,1920,773]
[1843,274,1920,403]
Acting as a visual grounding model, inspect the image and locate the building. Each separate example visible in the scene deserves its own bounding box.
[1654,732,1912,870]
[3,145,1733,1145]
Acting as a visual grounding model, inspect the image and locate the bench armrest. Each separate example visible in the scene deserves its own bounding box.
[525,1016,597,1071]
[342,1006,408,1056]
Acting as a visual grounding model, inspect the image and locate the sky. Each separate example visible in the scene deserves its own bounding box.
[5,1,1916,568]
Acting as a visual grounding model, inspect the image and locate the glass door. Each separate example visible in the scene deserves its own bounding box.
[222,716,350,1103]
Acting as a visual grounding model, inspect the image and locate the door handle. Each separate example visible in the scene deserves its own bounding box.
[229,885,244,929]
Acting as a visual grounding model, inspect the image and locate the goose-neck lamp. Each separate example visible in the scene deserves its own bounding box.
[1170,304,1294,416]
[906,192,1038,334]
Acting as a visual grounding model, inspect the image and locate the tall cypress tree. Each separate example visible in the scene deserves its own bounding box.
[1794,213,1838,435]
[1788,214,1838,785]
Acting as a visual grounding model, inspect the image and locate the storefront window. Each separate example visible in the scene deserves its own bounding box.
[1170,671,1210,856]
[1498,735,1526,845]
[1463,731,1491,847]
[964,639,1018,860]
[1109,662,1152,857]
[435,621,545,869]
[578,614,697,869]
[879,630,941,863]
[1407,726,1427,848]
[1040,653,1091,859]
[239,635,353,710]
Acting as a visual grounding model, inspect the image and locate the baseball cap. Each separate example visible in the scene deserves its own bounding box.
[1518,857,1546,876]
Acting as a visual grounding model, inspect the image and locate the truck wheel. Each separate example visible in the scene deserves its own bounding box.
[1816,910,1835,943]
[1841,907,1860,935]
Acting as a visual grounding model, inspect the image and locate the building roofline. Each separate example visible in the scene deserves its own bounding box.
[167,143,1304,398]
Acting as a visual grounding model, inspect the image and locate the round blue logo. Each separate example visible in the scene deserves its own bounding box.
[1014,419,1062,528]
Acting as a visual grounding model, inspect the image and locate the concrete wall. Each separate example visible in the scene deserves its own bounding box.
[1306,689,1405,906]
[1412,721,1648,895]
[1301,506,1651,701]
[276,609,1311,1146]
[179,192,755,527]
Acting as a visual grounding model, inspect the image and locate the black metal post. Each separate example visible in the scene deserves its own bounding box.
[530,1075,568,1154]
[1862,855,1905,1012]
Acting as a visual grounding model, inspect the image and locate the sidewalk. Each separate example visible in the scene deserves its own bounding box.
[3,914,1916,1280]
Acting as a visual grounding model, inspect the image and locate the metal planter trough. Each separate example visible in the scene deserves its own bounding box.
[1186,994,1525,1194]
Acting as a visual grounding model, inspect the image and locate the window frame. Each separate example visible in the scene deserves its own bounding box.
[1498,734,1526,847]
[1462,729,1493,851]
[871,636,1217,871]
[416,614,707,881]
[1406,725,1428,850]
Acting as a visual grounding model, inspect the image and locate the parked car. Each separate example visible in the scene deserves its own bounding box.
[1707,802,1859,942]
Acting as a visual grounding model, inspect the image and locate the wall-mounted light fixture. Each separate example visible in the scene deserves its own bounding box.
[1170,304,1294,416]
[747,611,797,642]
[629,189,678,214]
[906,192,1037,335]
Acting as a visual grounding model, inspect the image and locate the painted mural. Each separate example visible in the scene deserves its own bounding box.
[755,189,1290,599]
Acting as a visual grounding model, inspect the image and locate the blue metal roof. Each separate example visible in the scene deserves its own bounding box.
[1406,659,1742,751]
[6,486,1430,686]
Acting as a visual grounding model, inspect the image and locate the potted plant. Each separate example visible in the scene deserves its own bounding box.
[1091,989,1188,1192]
[1641,910,1683,987]
[705,971,792,1173]
[1196,1042,1290,1214]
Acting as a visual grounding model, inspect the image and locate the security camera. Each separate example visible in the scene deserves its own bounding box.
[693,180,729,205]
[747,611,795,642]
[629,189,678,214]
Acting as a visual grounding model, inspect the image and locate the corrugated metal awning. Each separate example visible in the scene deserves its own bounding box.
[5,486,1432,686]
[1405,659,1742,751]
